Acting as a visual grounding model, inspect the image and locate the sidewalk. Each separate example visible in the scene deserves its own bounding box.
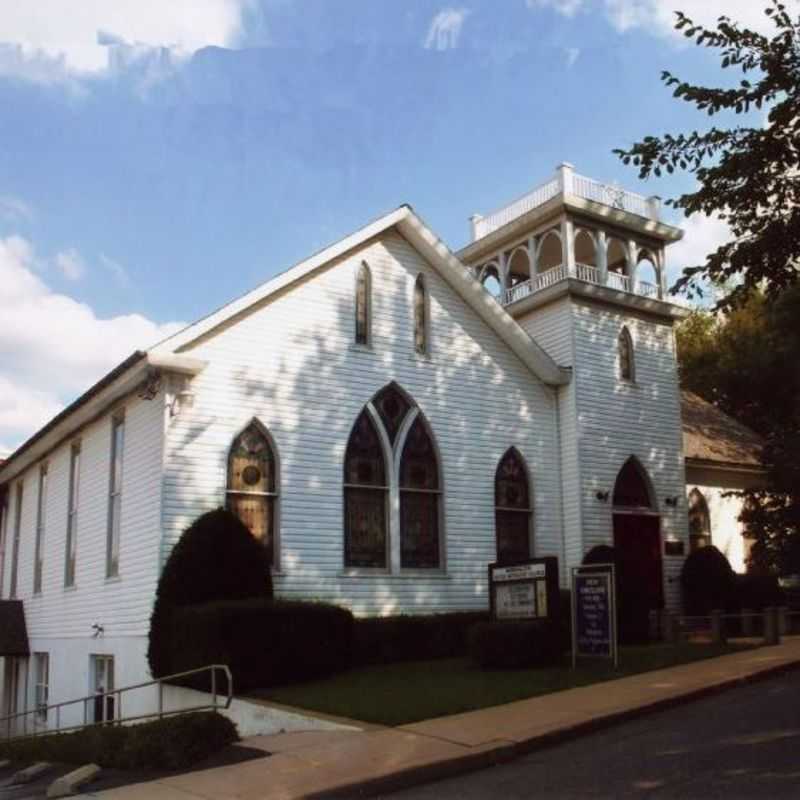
[83,637,800,800]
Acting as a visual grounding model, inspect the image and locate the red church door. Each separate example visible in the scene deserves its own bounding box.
[613,513,664,640]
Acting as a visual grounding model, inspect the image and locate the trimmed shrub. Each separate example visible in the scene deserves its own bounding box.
[468,620,563,669]
[168,598,354,692]
[0,712,238,771]
[148,508,273,678]
[733,573,785,611]
[681,545,736,615]
[353,612,489,665]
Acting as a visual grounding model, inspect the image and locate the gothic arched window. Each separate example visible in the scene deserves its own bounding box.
[618,326,634,381]
[413,274,428,355]
[227,421,278,565]
[495,448,532,564]
[344,384,443,571]
[688,488,711,552]
[355,262,371,346]
[399,416,441,568]
[343,410,388,568]
[613,457,653,509]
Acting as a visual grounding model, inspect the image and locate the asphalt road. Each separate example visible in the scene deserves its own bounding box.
[386,671,800,800]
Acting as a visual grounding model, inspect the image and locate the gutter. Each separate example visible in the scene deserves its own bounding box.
[0,351,207,485]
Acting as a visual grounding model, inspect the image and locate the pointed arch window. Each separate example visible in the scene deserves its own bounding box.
[495,448,532,564]
[227,421,279,566]
[344,384,443,571]
[344,410,388,568]
[399,416,441,568]
[688,488,711,552]
[355,262,371,346]
[613,457,653,509]
[413,275,428,355]
[618,326,634,381]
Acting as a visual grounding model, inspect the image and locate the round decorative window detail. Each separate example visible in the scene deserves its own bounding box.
[242,465,262,486]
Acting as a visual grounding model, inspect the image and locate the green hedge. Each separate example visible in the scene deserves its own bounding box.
[468,620,563,669]
[681,545,737,615]
[168,599,354,692]
[353,612,489,665]
[0,712,237,771]
[733,573,785,611]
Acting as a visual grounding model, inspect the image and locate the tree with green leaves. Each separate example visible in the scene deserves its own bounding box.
[615,1,800,309]
[676,285,800,574]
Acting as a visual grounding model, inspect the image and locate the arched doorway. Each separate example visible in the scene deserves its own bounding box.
[612,457,663,641]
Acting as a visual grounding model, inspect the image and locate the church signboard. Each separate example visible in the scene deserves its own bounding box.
[571,564,618,668]
[488,557,559,621]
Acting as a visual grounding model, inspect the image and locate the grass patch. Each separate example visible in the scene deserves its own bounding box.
[255,642,755,726]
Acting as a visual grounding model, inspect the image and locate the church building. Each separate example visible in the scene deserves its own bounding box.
[0,162,692,727]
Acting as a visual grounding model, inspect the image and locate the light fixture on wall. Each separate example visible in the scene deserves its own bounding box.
[664,496,680,508]
[91,623,105,638]
[595,490,610,502]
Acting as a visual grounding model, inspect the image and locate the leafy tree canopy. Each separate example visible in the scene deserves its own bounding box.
[615,1,800,309]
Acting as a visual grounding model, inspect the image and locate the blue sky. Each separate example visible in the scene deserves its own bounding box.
[0,0,782,451]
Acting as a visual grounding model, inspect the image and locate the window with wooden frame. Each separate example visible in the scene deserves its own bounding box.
[413,274,428,355]
[33,464,47,594]
[618,326,635,381]
[106,414,124,578]
[688,488,711,553]
[355,261,371,346]
[34,652,49,723]
[65,443,80,587]
[344,383,443,572]
[494,447,533,564]
[226,420,279,567]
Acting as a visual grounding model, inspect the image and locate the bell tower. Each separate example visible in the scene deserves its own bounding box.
[458,163,690,611]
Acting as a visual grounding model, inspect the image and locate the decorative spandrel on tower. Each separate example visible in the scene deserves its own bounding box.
[457,163,685,312]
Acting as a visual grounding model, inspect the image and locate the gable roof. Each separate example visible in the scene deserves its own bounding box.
[681,391,765,471]
[151,205,569,387]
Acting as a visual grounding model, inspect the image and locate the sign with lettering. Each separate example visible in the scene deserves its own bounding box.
[571,564,618,668]
[489,557,559,622]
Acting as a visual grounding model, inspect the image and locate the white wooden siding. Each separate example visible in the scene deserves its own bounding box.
[1,392,165,639]
[163,231,564,615]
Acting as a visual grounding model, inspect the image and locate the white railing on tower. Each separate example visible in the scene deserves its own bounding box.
[473,176,560,240]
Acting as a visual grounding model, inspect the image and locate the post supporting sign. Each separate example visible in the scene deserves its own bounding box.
[489,557,559,622]
[571,563,618,669]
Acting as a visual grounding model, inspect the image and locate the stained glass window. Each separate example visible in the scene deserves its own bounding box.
[618,327,634,381]
[344,410,388,568]
[688,488,711,552]
[414,275,427,355]
[227,421,278,565]
[495,448,532,564]
[400,416,440,568]
[613,457,652,509]
[355,262,370,345]
[373,383,411,445]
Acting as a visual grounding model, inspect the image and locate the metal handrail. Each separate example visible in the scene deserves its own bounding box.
[0,663,233,743]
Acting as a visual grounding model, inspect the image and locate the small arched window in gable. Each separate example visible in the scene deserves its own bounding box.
[399,415,441,568]
[688,488,711,553]
[227,421,278,565]
[413,274,428,355]
[355,262,371,346]
[343,410,388,568]
[495,448,532,564]
[618,326,634,381]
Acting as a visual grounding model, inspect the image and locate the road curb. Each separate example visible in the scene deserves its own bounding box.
[308,654,800,799]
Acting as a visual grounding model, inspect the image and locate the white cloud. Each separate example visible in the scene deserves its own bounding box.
[55,247,86,281]
[100,253,131,288]
[564,46,580,67]
[0,195,33,223]
[530,1,787,39]
[665,211,731,286]
[424,8,471,51]
[0,0,250,84]
[0,234,184,449]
